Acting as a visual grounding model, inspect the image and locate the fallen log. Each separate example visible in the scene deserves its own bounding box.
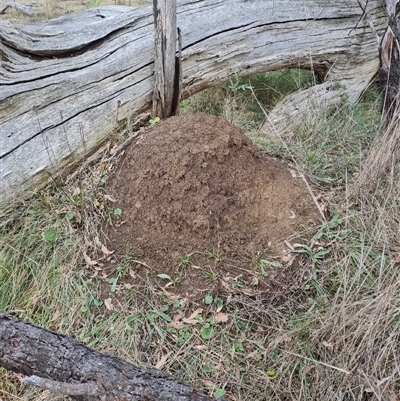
[0,0,387,207]
[0,0,37,16]
[0,312,228,401]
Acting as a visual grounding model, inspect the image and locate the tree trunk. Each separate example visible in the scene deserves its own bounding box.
[0,0,387,207]
[0,312,228,401]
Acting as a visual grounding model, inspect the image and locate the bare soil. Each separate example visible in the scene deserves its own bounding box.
[104,113,320,300]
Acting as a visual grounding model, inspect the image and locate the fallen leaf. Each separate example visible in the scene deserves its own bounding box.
[214,313,228,323]
[94,236,102,248]
[155,352,172,370]
[322,341,333,351]
[104,298,114,311]
[246,350,260,359]
[101,244,114,255]
[182,308,203,324]
[280,254,293,263]
[250,276,259,286]
[284,240,294,250]
[304,364,316,374]
[83,252,97,266]
[161,289,180,301]
[201,380,214,390]
[168,320,186,329]
[168,311,186,329]
[238,288,255,296]
[104,194,116,202]
[49,310,61,323]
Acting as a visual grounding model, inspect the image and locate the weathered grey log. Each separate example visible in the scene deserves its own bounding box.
[0,0,37,16]
[0,312,228,401]
[0,0,388,207]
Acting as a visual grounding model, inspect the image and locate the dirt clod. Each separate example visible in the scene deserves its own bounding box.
[105,113,320,299]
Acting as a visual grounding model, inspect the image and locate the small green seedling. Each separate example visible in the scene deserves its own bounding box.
[200,323,214,340]
[205,295,214,305]
[108,277,119,293]
[214,389,226,398]
[113,208,122,216]
[43,229,57,242]
[207,250,222,262]
[292,244,330,267]
[149,116,160,125]
[178,252,193,266]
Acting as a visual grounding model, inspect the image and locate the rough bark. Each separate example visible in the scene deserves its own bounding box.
[0,0,387,207]
[379,0,400,125]
[0,312,228,401]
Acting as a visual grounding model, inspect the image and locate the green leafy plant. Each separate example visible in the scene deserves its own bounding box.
[175,327,191,345]
[214,388,226,398]
[80,294,103,313]
[227,69,253,93]
[43,229,57,242]
[149,116,160,125]
[108,276,119,293]
[205,295,214,305]
[292,245,330,267]
[202,364,214,373]
[200,322,214,340]
[113,208,122,216]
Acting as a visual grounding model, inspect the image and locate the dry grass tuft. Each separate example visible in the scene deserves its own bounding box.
[354,103,400,196]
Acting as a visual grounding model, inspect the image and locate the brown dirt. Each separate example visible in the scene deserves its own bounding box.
[104,113,320,300]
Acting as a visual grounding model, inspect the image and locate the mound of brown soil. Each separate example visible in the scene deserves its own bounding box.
[105,113,320,298]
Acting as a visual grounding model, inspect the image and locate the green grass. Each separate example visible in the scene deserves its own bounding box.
[1,69,399,400]
[181,69,315,131]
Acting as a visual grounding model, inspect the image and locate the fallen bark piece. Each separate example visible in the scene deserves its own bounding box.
[0,312,228,401]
